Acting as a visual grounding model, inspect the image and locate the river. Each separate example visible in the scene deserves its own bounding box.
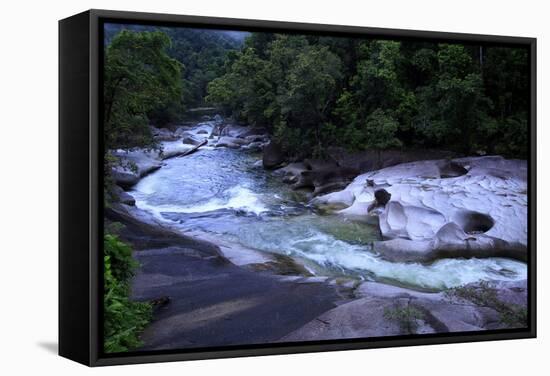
[128,123,527,291]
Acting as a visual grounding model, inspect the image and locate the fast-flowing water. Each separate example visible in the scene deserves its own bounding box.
[129,123,527,290]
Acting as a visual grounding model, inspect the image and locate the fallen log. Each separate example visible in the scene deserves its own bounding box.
[177,138,207,158]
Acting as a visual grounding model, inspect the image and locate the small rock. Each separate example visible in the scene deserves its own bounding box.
[111,184,136,205]
[181,132,206,146]
[374,189,391,206]
[151,296,171,308]
[216,136,248,148]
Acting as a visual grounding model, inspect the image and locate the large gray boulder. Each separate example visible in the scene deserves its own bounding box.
[262,141,285,169]
[241,141,264,151]
[326,147,456,173]
[315,156,528,262]
[211,123,251,138]
[281,280,526,342]
[244,134,268,144]
[110,140,197,189]
[110,184,136,206]
[160,142,194,159]
[278,159,358,196]
[215,136,248,149]
[181,132,206,146]
[151,126,179,141]
[110,150,162,189]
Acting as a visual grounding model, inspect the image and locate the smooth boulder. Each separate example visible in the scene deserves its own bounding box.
[262,141,285,169]
[278,159,358,196]
[216,136,248,149]
[282,280,526,342]
[110,150,162,189]
[316,156,528,262]
[181,132,206,146]
[151,127,179,141]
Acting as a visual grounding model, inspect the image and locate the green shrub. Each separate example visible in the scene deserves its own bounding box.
[384,305,424,334]
[103,234,152,353]
[444,281,527,328]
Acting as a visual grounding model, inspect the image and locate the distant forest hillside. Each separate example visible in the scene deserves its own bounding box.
[104,23,247,120]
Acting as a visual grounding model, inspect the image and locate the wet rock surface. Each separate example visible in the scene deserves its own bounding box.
[282,279,527,341]
[107,204,341,350]
[315,156,527,262]
[263,141,286,169]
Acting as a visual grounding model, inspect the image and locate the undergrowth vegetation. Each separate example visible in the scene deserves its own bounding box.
[103,233,152,353]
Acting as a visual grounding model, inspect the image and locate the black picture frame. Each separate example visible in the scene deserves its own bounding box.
[59,9,537,367]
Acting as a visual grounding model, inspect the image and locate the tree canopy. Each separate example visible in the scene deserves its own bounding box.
[102,27,529,159]
[206,34,529,159]
[104,24,246,126]
[104,30,182,151]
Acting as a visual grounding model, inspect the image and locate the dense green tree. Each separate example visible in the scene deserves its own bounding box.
[481,47,529,156]
[206,47,273,123]
[330,41,406,153]
[277,46,343,156]
[104,23,246,123]
[413,44,491,152]
[104,30,182,150]
[207,35,344,157]
[103,233,152,353]
[206,32,529,158]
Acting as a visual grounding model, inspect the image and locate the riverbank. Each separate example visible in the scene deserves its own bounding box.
[106,117,528,350]
[106,203,348,349]
[107,203,527,349]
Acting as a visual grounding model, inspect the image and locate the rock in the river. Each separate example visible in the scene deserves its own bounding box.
[367,189,392,213]
[181,132,206,146]
[239,127,268,138]
[244,134,268,143]
[241,141,264,151]
[211,124,252,138]
[278,159,358,196]
[315,156,528,262]
[161,142,194,159]
[216,136,248,149]
[110,140,197,189]
[111,185,136,206]
[176,123,213,138]
[326,147,456,173]
[111,150,163,189]
[263,141,286,169]
[374,189,391,205]
[151,126,179,141]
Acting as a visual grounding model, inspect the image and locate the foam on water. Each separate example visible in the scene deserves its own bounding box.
[296,241,527,289]
[234,219,526,289]
[171,185,268,215]
[132,184,268,218]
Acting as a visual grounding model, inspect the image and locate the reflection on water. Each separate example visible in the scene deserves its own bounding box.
[129,127,527,290]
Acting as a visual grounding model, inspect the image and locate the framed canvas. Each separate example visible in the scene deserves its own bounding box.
[59,9,537,366]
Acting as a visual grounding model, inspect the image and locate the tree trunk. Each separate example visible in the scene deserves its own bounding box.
[177,139,207,158]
